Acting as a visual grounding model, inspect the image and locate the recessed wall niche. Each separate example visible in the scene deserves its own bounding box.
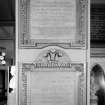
[90,62,105,105]
[17,0,90,105]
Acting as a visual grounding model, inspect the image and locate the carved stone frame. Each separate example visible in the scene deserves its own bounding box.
[18,62,86,105]
[18,0,88,49]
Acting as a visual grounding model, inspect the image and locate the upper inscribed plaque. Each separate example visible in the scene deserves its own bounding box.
[30,0,76,39]
[19,0,88,48]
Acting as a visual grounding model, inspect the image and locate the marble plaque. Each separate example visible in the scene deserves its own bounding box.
[30,0,76,40]
[21,62,85,105]
[29,72,78,105]
[19,0,88,48]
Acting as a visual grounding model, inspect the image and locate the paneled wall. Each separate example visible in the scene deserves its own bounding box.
[9,0,90,105]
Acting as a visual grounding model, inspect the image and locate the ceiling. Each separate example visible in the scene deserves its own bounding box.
[0,0,15,26]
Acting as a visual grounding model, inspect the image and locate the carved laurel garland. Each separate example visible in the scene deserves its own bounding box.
[19,0,88,48]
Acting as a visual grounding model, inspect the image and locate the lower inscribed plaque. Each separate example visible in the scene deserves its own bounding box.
[20,49,85,105]
[30,72,78,105]
[20,66,85,105]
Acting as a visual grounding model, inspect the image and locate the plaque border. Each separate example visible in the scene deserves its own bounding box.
[18,49,87,105]
[19,63,86,105]
[90,63,105,105]
[18,0,88,49]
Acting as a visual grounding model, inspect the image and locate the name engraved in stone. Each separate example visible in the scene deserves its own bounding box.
[30,0,76,40]
[30,72,78,105]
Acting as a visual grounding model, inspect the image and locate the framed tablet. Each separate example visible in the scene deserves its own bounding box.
[20,65,85,105]
[18,49,86,105]
[19,63,85,105]
[19,0,88,48]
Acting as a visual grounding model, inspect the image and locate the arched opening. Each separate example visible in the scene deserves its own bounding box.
[90,64,105,105]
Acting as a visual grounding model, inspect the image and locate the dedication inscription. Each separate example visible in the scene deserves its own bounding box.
[30,0,77,40]
[20,0,88,48]
[21,62,85,105]
[30,72,78,105]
